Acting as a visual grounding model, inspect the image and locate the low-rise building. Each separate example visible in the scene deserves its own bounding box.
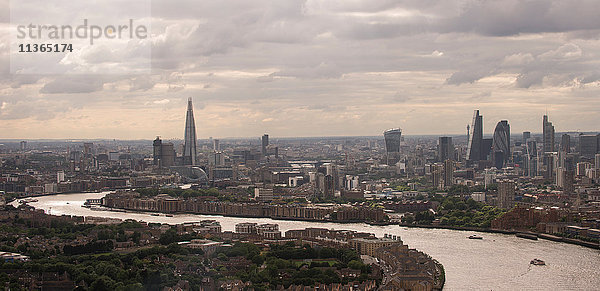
[350,237,404,256]
[181,239,224,256]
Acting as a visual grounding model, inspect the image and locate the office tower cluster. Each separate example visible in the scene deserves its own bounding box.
[142,101,598,206]
[466,110,511,169]
[152,97,198,169]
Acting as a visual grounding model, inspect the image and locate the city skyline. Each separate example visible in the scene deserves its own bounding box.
[0,101,595,140]
[1,0,600,138]
[1,1,599,290]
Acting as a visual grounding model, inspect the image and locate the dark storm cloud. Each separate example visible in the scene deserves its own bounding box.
[440,0,600,36]
[327,0,600,40]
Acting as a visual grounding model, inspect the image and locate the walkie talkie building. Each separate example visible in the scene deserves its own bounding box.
[384,128,402,165]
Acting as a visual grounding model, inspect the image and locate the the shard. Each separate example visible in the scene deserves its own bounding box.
[183,97,197,165]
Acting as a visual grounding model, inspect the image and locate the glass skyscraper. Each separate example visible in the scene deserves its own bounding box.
[467,110,483,161]
[183,97,197,166]
[492,120,510,169]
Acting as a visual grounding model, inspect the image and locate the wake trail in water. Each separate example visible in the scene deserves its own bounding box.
[516,264,532,278]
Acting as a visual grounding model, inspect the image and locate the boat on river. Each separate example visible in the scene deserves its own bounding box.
[468,235,483,239]
[530,258,546,265]
[516,233,538,240]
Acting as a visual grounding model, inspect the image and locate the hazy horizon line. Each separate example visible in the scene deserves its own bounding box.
[1,130,598,143]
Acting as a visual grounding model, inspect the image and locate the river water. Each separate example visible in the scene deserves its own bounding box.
[19,192,600,290]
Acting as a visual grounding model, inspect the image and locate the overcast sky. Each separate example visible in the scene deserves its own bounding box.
[1,0,600,139]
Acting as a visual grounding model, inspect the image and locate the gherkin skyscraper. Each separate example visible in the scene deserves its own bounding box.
[492,120,510,169]
[183,97,197,165]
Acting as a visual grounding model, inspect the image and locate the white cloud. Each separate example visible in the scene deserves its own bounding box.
[539,43,583,60]
[431,50,444,57]
[153,99,170,105]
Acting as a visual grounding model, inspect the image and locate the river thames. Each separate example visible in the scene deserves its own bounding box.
[19,192,600,290]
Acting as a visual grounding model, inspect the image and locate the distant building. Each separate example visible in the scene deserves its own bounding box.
[350,237,403,256]
[153,137,176,168]
[345,175,359,190]
[432,163,445,190]
[83,142,94,155]
[235,222,257,234]
[384,128,402,165]
[183,97,198,165]
[44,183,58,194]
[443,159,454,188]
[526,140,538,177]
[108,152,120,161]
[498,180,515,209]
[323,175,335,198]
[183,239,224,256]
[543,115,555,153]
[481,138,493,161]
[563,170,575,195]
[467,110,483,162]
[213,139,220,151]
[492,120,510,169]
[256,223,281,239]
[19,141,27,151]
[522,131,531,142]
[438,136,454,162]
[208,152,225,167]
[288,176,304,187]
[57,171,65,183]
[265,144,278,158]
[261,134,269,156]
[0,252,29,262]
[471,192,485,202]
[561,134,570,153]
[579,134,599,158]
[254,187,273,202]
[576,162,592,177]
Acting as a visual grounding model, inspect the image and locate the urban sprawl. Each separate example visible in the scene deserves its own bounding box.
[0,99,599,290]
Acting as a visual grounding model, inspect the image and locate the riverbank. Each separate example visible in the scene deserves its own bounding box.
[100,191,388,225]
[6,191,108,205]
[89,204,392,225]
[400,223,600,250]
